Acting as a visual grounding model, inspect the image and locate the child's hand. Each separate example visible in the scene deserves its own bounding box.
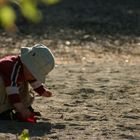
[14,103,36,123]
[17,112,36,123]
[20,108,32,119]
[42,89,53,97]
[14,102,32,118]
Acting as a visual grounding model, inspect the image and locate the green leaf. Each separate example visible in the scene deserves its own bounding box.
[0,5,16,28]
[18,129,30,140]
[20,0,42,22]
[41,0,60,5]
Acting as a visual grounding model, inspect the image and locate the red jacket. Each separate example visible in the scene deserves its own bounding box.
[0,55,45,105]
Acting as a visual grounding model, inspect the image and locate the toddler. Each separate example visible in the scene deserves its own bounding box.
[0,44,55,123]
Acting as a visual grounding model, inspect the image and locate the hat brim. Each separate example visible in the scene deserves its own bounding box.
[20,47,45,83]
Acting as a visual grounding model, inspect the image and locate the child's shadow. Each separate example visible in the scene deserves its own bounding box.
[0,118,65,137]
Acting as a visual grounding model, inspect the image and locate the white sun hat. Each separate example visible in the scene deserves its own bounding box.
[20,44,55,83]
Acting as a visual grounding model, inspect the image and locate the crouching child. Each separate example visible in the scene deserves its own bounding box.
[0,44,55,123]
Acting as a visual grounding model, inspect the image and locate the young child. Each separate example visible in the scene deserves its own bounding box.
[0,44,55,123]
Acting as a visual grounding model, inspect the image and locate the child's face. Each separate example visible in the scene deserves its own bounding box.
[23,65,36,81]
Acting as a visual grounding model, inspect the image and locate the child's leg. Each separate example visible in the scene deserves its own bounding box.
[0,76,12,114]
[0,77,35,120]
[0,78,34,113]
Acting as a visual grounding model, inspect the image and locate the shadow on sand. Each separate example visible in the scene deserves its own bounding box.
[0,119,65,137]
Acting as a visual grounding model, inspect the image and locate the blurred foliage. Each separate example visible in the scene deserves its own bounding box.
[0,0,60,31]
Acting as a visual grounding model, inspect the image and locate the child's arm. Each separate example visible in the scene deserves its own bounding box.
[14,102,36,123]
[6,87,32,119]
[30,80,53,97]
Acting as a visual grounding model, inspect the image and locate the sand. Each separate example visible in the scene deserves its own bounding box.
[0,0,140,139]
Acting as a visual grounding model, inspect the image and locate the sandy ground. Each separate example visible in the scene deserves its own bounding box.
[0,49,140,140]
[0,0,140,139]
